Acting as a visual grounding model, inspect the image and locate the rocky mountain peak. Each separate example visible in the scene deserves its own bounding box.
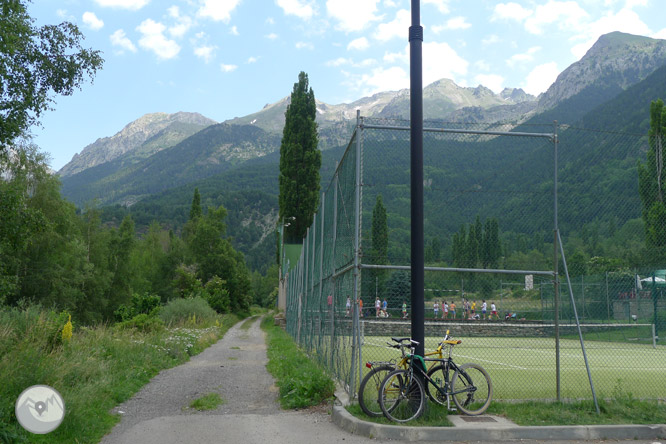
[537,32,666,112]
[58,112,216,177]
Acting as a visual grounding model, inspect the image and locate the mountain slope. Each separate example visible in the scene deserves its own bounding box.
[58,112,217,177]
[537,32,666,112]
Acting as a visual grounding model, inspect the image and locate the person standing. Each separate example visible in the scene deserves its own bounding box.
[482,300,487,320]
[382,298,388,317]
[359,298,363,317]
[433,301,439,319]
[443,301,448,319]
[402,301,408,319]
[491,302,497,320]
[470,300,476,320]
[375,297,381,317]
[463,299,469,320]
[346,297,351,317]
[450,301,456,319]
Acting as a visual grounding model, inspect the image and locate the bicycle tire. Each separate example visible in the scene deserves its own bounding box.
[425,364,453,406]
[451,363,493,415]
[358,365,395,417]
[379,369,426,423]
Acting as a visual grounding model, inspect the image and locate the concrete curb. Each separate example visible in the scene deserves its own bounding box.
[331,389,666,441]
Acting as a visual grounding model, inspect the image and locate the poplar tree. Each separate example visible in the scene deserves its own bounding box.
[279,71,320,243]
[638,99,666,258]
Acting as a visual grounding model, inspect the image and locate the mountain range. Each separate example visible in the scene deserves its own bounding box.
[56,31,666,272]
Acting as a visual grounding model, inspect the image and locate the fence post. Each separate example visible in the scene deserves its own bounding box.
[318,192,325,352]
[350,110,363,396]
[553,120,561,402]
[330,162,339,368]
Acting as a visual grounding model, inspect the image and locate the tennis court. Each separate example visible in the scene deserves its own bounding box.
[355,322,666,401]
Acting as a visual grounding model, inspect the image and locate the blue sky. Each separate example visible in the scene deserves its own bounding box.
[28,0,666,171]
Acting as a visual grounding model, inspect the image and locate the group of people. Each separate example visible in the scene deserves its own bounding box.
[432,299,500,320]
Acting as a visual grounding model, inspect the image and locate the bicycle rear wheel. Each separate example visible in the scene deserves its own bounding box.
[451,363,493,415]
[358,365,395,417]
[426,364,454,406]
[379,369,426,423]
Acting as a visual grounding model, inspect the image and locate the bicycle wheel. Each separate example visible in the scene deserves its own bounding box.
[379,369,426,423]
[451,363,493,415]
[358,365,395,417]
[426,364,453,406]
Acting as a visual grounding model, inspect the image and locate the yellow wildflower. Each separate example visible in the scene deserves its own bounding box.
[62,315,73,343]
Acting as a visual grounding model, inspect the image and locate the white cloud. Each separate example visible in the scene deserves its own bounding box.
[506,46,541,67]
[347,37,369,51]
[247,56,259,63]
[137,19,180,60]
[492,2,531,21]
[110,29,137,53]
[474,60,491,72]
[482,34,500,45]
[569,8,652,59]
[220,63,238,72]
[166,6,193,38]
[524,1,589,35]
[94,0,150,10]
[56,9,72,20]
[524,62,559,95]
[230,26,239,35]
[422,41,468,85]
[265,33,279,40]
[326,0,381,32]
[475,74,504,93]
[82,12,104,30]
[198,0,241,23]
[326,57,352,67]
[384,0,399,6]
[194,45,216,63]
[654,28,666,39]
[359,66,410,95]
[423,0,450,14]
[276,0,315,20]
[296,41,314,50]
[432,16,471,33]
[266,17,275,25]
[375,9,410,42]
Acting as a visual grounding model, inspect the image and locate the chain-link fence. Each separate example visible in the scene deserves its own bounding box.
[285,114,666,403]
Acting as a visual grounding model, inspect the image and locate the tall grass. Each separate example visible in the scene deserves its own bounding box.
[0,305,238,444]
[262,315,335,409]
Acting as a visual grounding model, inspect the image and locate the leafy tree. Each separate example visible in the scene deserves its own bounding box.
[425,237,441,263]
[190,187,202,220]
[279,71,321,242]
[638,98,666,259]
[106,215,136,317]
[0,0,103,146]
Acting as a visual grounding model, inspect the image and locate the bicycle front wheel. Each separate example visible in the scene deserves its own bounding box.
[451,363,493,415]
[358,365,395,417]
[379,369,426,423]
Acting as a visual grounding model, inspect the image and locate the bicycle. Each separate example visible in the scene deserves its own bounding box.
[378,332,493,422]
[358,337,448,417]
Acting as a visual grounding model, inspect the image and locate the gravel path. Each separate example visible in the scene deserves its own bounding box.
[98,317,662,444]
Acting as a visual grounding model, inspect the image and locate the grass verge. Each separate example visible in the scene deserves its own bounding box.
[261,315,335,409]
[0,307,239,444]
[188,393,224,411]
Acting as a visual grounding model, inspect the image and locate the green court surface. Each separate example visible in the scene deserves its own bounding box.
[356,334,666,401]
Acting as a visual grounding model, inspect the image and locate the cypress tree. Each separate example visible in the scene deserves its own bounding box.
[190,187,202,221]
[638,99,666,258]
[279,71,321,243]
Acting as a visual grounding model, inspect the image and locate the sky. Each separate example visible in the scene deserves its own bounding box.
[27,0,666,172]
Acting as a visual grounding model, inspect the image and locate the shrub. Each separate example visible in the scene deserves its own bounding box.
[159,297,217,326]
[114,293,161,322]
[204,276,231,313]
[115,313,165,333]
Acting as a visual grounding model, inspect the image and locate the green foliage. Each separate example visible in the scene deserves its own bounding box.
[262,316,335,408]
[189,187,202,220]
[279,71,321,242]
[204,276,231,313]
[114,292,161,322]
[114,313,165,333]
[159,296,217,326]
[0,0,103,146]
[638,98,666,261]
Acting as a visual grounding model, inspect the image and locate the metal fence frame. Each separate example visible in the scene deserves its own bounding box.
[284,114,659,407]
